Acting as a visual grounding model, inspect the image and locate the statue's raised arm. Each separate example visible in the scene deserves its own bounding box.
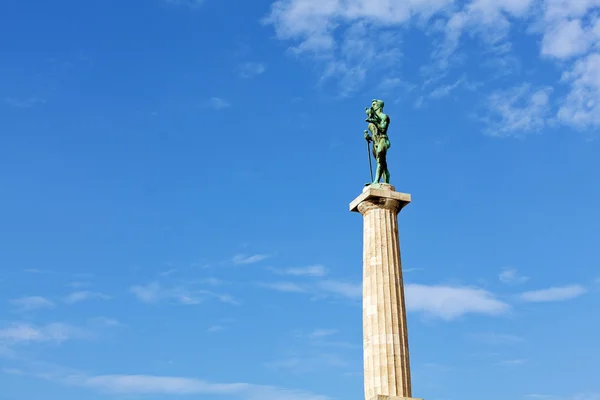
[363,99,391,185]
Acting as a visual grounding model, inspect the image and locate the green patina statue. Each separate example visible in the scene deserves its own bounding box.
[364,99,391,184]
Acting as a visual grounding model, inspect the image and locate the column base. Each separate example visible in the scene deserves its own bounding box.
[368,396,424,400]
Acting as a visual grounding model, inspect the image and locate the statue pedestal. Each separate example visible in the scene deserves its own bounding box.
[351,184,421,400]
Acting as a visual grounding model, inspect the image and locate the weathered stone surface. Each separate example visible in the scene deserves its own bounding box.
[351,183,414,400]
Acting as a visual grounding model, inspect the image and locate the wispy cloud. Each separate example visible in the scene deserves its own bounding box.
[22,268,50,274]
[88,317,121,328]
[265,354,350,373]
[236,62,267,78]
[4,96,46,108]
[0,322,89,344]
[130,282,239,306]
[405,284,510,320]
[262,0,430,95]
[61,372,332,400]
[164,0,205,8]
[481,83,554,137]
[64,291,110,305]
[377,77,416,93]
[201,277,226,286]
[470,332,525,345]
[67,281,92,289]
[268,265,327,277]
[207,97,231,110]
[259,276,508,320]
[9,296,54,311]
[519,285,587,302]
[558,53,600,129]
[258,281,307,293]
[317,281,362,299]
[206,318,235,333]
[130,282,162,303]
[527,394,600,400]
[416,75,481,107]
[232,254,270,265]
[206,325,225,333]
[499,268,529,285]
[308,329,338,339]
[495,358,527,366]
[263,0,600,134]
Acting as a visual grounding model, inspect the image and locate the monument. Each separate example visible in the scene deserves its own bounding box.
[350,100,422,400]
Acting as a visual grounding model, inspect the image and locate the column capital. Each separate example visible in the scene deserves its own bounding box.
[350,184,411,215]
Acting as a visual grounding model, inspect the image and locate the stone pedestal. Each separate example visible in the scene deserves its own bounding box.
[350,184,418,400]
[369,397,423,400]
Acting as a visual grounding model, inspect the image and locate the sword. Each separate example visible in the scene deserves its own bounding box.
[365,130,373,183]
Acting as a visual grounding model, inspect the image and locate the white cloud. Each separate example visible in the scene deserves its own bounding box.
[263,0,535,93]
[495,358,527,366]
[405,284,510,320]
[207,97,231,110]
[317,280,362,299]
[262,277,508,320]
[264,0,453,52]
[262,0,600,133]
[266,354,349,372]
[232,254,270,265]
[482,84,553,137]
[67,281,92,289]
[259,281,307,293]
[201,277,225,286]
[558,52,600,129]
[236,62,267,78]
[519,285,587,302]
[206,325,225,333]
[470,332,525,345]
[9,296,54,311]
[22,268,50,274]
[64,373,332,400]
[377,77,416,93]
[64,291,110,304]
[429,77,468,99]
[434,0,535,75]
[88,317,121,328]
[499,268,529,285]
[0,323,89,344]
[130,282,162,303]
[264,0,428,95]
[4,97,46,108]
[308,329,338,339]
[130,282,238,305]
[541,19,592,59]
[165,0,205,8]
[527,394,600,400]
[417,75,482,107]
[269,265,327,277]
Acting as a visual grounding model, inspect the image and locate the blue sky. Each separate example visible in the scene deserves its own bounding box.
[1,0,599,399]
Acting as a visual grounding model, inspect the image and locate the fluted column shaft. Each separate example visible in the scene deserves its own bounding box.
[350,184,412,400]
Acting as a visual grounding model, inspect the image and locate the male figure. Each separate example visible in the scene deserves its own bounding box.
[364,99,391,184]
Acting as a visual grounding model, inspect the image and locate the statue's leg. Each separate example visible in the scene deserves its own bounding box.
[376,141,389,184]
[373,140,385,183]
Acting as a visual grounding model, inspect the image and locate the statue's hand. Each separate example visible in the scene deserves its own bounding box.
[364,130,371,141]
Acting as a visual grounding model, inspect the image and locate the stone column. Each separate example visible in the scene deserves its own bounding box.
[350,184,421,400]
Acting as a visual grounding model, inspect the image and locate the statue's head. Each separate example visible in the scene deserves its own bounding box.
[371,99,384,111]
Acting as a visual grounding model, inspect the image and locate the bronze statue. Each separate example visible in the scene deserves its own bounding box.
[364,99,391,184]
